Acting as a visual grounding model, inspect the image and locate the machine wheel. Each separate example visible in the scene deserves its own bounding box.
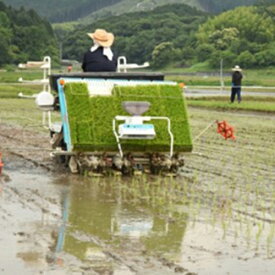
[68,156,79,174]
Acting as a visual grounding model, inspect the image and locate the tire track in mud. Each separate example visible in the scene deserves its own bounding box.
[0,157,69,275]
[0,172,61,227]
[69,230,189,274]
[0,123,55,171]
[8,151,52,171]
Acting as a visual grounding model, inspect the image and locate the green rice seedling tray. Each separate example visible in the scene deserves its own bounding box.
[64,82,192,153]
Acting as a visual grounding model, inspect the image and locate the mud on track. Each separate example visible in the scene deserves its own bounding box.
[0,106,274,274]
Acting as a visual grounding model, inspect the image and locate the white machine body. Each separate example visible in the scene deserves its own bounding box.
[117,116,156,139]
[35,91,54,111]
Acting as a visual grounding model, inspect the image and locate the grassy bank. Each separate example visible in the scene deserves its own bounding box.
[0,84,42,98]
[0,70,49,98]
[1,67,275,87]
[0,98,47,126]
[165,67,275,87]
[187,96,275,113]
[0,70,45,83]
[0,98,60,130]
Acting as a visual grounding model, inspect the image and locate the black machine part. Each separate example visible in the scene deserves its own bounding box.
[49,72,165,92]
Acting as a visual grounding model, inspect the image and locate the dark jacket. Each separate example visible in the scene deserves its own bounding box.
[232,71,243,86]
[81,47,117,72]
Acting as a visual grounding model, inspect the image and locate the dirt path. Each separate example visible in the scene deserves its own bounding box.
[0,106,274,274]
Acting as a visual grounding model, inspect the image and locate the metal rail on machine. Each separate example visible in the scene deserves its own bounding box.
[113,116,174,158]
[18,56,53,130]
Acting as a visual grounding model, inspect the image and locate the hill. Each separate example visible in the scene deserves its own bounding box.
[2,0,199,22]
[2,0,259,23]
[62,3,275,69]
[76,0,201,25]
[196,5,275,68]
[0,1,58,66]
[62,4,207,64]
[200,0,257,13]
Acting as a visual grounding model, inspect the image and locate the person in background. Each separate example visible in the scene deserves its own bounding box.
[82,29,117,72]
[230,65,243,103]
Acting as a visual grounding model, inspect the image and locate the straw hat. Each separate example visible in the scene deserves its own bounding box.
[87,29,114,47]
[232,65,242,71]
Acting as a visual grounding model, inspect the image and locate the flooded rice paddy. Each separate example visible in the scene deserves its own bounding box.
[0,107,274,274]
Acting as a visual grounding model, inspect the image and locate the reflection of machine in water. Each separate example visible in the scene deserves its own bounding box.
[111,210,153,238]
[54,177,188,272]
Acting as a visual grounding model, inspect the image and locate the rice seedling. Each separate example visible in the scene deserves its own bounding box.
[64,83,193,152]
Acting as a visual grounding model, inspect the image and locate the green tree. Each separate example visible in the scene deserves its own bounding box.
[0,2,58,66]
[0,27,11,65]
[197,7,275,45]
[208,28,239,50]
[0,11,9,27]
[151,42,175,68]
[237,50,256,67]
[199,0,257,13]
[255,47,275,66]
[208,50,237,68]
[196,6,275,68]
[196,44,215,62]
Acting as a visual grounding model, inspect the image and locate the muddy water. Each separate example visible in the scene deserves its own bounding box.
[0,157,65,274]
[1,154,274,274]
[0,107,275,275]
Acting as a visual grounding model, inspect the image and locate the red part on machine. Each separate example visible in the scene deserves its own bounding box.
[216,120,236,140]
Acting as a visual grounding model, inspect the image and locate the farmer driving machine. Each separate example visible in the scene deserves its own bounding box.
[35,72,192,175]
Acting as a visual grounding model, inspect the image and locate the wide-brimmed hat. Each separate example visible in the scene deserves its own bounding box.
[87,29,114,47]
[232,65,242,71]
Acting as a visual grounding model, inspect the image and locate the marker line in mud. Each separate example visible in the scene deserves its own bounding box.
[1,147,52,152]
[70,231,138,273]
[0,128,46,143]
[232,208,275,224]
[7,151,52,171]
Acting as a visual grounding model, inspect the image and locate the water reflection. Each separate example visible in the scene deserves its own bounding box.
[54,176,188,272]
[51,174,274,274]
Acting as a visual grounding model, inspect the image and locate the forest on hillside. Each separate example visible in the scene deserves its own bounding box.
[60,4,207,67]
[61,3,275,69]
[200,0,257,13]
[196,5,275,68]
[0,1,274,69]
[2,0,122,22]
[0,1,58,66]
[3,0,263,22]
